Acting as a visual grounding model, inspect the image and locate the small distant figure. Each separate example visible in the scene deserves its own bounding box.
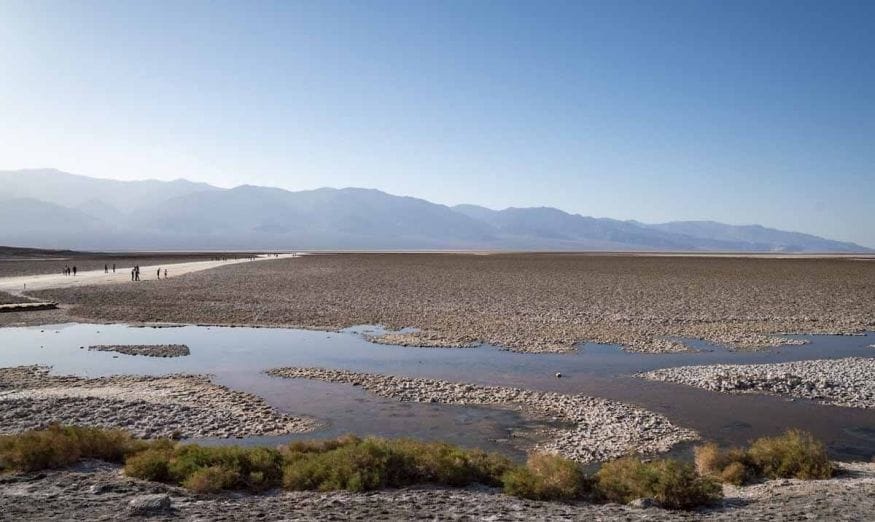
[104,264,108,274]
[164,268,168,279]
[157,268,161,279]
[72,266,77,276]
[112,263,116,273]
[131,268,135,281]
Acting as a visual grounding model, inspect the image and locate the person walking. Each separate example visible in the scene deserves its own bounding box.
[112,263,116,273]
[131,268,135,281]
[72,266,77,276]
[157,267,161,280]
[104,264,108,274]
[164,268,168,279]
[136,266,140,281]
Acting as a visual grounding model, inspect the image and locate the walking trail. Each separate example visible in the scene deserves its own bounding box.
[0,254,299,298]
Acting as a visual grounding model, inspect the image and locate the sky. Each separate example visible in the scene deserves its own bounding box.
[1,0,873,246]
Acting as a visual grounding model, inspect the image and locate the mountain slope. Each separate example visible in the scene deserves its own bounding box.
[129,186,496,247]
[646,221,864,252]
[0,169,220,213]
[0,169,869,252]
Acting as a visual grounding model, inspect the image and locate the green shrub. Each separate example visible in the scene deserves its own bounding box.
[281,434,362,460]
[281,437,515,492]
[595,456,722,510]
[502,453,587,501]
[390,439,513,487]
[747,430,833,480]
[124,447,175,482]
[124,443,284,492]
[0,424,143,472]
[182,465,239,494]
[283,438,392,492]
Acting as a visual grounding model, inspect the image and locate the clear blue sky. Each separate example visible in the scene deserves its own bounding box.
[1,0,873,246]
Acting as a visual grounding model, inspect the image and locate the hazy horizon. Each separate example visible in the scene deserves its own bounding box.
[4,167,874,249]
[2,1,873,246]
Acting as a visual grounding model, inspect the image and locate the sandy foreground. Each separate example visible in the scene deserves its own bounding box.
[0,461,873,521]
[25,253,875,353]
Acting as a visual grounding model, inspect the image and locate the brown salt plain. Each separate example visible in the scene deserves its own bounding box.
[28,253,875,353]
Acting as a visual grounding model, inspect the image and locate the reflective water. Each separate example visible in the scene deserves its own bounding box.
[1,323,873,460]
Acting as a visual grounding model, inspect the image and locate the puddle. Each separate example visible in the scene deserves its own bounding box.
[0,323,873,461]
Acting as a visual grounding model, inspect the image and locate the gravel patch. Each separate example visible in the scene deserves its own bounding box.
[639,357,875,409]
[267,367,697,462]
[88,344,190,357]
[0,366,316,438]
[1,460,873,520]
[31,254,875,353]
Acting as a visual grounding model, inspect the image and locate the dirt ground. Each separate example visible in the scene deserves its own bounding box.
[29,253,875,353]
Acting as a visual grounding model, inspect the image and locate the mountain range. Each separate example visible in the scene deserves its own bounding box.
[0,169,869,252]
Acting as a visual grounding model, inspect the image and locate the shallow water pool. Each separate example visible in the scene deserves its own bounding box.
[1,323,873,460]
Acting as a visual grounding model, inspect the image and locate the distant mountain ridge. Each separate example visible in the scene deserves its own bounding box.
[0,169,869,252]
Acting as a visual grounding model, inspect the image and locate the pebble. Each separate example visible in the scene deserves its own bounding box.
[128,494,171,515]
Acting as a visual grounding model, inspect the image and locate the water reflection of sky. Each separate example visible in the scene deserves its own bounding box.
[1,323,873,461]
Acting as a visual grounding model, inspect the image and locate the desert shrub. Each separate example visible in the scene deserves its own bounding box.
[719,461,749,485]
[0,425,143,472]
[124,443,284,493]
[693,443,754,485]
[282,436,514,492]
[281,434,362,459]
[595,456,722,510]
[390,439,513,487]
[182,465,239,494]
[747,430,833,480]
[502,453,587,501]
[283,437,393,492]
[169,445,284,492]
[124,447,175,482]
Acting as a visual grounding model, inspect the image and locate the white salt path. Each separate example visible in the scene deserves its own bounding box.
[0,253,300,296]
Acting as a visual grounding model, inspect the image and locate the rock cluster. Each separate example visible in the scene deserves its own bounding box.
[88,344,191,357]
[639,357,875,409]
[0,365,317,438]
[267,367,698,462]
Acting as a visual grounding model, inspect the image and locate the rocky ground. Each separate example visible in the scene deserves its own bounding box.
[0,366,316,438]
[267,367,697,462]
[29,254,875,353]
[88,344,191,357]
[639,357,875,409]
[1,460,873,521]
